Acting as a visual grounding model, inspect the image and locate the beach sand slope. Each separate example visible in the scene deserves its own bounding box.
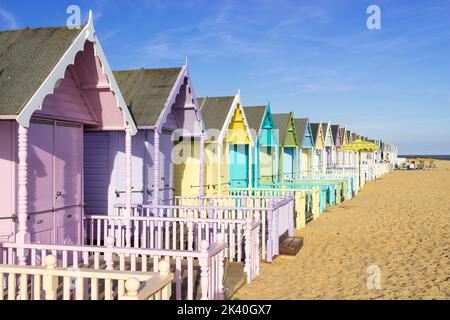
[233,160,450,300]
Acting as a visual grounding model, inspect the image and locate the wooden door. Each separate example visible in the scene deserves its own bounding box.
[54,121,83,245]
[283,147,295,180]
[260,146,273,184]
[27,119,55,244]
[229,144,249,188]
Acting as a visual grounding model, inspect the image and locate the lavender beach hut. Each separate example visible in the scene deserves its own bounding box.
[83,65,205,216]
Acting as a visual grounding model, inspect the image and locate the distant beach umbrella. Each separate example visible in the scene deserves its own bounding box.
[340,139,379,189]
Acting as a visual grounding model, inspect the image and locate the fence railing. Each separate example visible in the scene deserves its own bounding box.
[0,254,173,300]
[85,210,259,283]
[114,194,294,263]
[1,237,225,300]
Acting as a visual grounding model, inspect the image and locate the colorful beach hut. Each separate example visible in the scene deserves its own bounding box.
[322,122,335,170]
[244,104,278,187]
[0,14,137,249]
[310,123,325,174]
[331,125,342,168]
[294,118,315,177]
[84,64,205,215]
[273,113,299,182]
[198,93,254,193]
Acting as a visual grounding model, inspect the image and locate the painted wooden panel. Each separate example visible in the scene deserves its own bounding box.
[315,127,325,150]
[173,140,200,196]
[283,147,296,179]
[54,123,83,245]
[0,121,15,241]
[229,144,249,188]
[260,146,274,184]
[302,148,312,174]
[27,121,54,216]
[226,107,249,144]
[284,126,297,147]
[83,132,111,215]
[303,125,314,148]
[37,69,96,124]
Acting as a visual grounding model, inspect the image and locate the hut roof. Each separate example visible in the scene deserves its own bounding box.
[0,26,83,115]
[113,68,182,127]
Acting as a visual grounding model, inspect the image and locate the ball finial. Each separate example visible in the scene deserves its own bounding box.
[45,255,57,269]
[158,260,170,275]
[200,240,209,251]
[106,236,115,247]
[125,277,140,296]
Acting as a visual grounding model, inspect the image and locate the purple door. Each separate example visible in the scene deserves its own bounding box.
[54,122,83,245]
[26,119,83,245]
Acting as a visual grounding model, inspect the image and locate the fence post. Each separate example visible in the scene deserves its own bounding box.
[43,255,58,300]
[105,236,115,271]
[158,260,171,300]
[312,187,320,220]
[187,211,194,251]
[296,191,306,229]
[198,240,210,300]
[254,212,261,276]
[244,217,252,284]
[288,193,294,237]
[266,209,273,263]
[217,233,225,300]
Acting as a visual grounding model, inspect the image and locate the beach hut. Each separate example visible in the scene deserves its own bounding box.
[84,64,205,215]
[198,93,253,193]
[336,127,347,166]
[322,122,335,170]
[0,14,137,249]
[310,123,325,174]
[243,104,279,187]
[273,113,299,182]
[331,125,342,168]
[294,118,315,177]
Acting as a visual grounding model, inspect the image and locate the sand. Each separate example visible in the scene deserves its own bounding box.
[233,160,450,300]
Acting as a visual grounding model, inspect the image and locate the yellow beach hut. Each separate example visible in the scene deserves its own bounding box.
[197,92,253,194]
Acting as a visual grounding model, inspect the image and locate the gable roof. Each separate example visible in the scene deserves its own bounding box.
[113,68,182,127]
[0,26,83,116]
[310,123,322,145]
[243,105,266,142]
[198,96,235,131]
[331,125,340,146]
[272,113,290,144]
[294,118,308,146]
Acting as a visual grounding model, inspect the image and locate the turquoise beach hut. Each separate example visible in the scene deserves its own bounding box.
[244,103,279,187]
[294,118,315,177]
[273,112,299,182]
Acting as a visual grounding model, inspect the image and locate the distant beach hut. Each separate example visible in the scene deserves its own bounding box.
[294,118,315,177]
[83,65,205,215]
[331,124,342,168]
[336,126,347,166]
[273,113,299,182]
[244,104,279,187]
[310,123,325,174]
[198,93,254,192]
[322,122,335,170]
[0,15,137,246]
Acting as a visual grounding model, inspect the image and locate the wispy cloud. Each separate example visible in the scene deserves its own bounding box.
[0,6,18,29]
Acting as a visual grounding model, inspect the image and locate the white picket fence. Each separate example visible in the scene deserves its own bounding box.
[1,237,225,300]
[0,254,173,300]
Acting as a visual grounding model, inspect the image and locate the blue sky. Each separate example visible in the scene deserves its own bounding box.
[1,0,449,154]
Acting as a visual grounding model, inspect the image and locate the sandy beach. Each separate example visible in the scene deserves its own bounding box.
[233,160,450,300]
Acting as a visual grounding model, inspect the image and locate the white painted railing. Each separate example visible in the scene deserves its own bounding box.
[1,237,225,300]
[0,254,173,300]
[113,195,294,263]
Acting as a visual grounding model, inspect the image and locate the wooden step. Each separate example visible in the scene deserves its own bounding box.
[279,236,304,256]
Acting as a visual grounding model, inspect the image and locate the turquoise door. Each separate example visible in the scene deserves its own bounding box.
[229,144,249,188]
[283,147,295,180]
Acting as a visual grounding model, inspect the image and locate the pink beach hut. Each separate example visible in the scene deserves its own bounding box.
[0,13,137,253]
[83,65,205,217]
